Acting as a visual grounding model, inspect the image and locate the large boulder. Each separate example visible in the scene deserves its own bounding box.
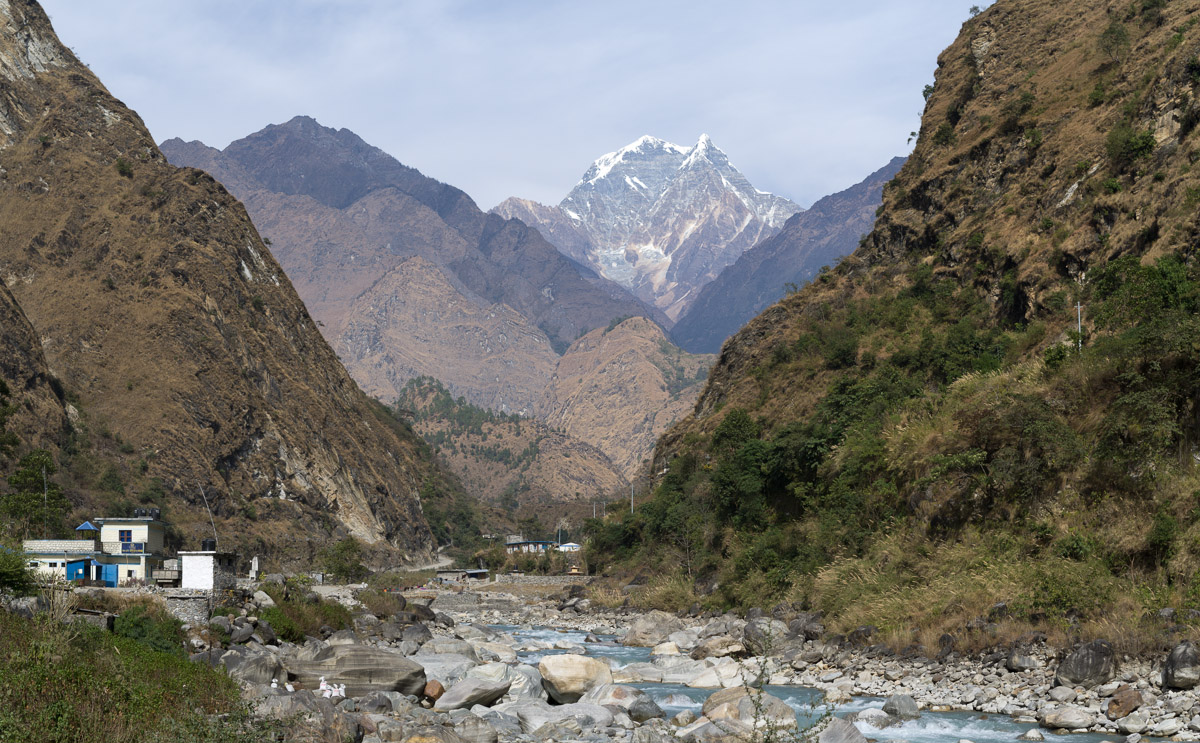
[701,686,796,730]
[1163,640,1200,689]
[817,717,868,743]
[284,644,426,697]
[580,684,665,722]
[223,651,283,685]
[538,655,612,703]
[622,610,685,647]
[1055,640,1117,689]
[498,699,615,733]
[413,653,479,686]
[468,662,545,700]
[453,714,498,743]
[434,678,511,711]
[1107,686,1143,720]
[1007,647,1040,672]
[743,618,791,656]
[881,694,919,720]
[1039,706,1095,730]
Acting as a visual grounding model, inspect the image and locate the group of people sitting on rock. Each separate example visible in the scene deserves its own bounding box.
[270,676,346,698]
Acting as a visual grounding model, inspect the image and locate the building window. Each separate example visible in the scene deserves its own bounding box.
[119,530,132,543]
[27,561,37,568]
[127,569,134,578]
[48,562,57,568]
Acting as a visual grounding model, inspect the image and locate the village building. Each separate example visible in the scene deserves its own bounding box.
[178,541,238,591]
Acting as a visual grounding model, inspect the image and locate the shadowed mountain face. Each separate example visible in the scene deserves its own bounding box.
[670,157,905,353]
[0,1,439,567]
[494,134,802,322]
[161,119,660,363]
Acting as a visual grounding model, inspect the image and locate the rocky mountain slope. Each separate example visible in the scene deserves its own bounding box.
[0,0,441,567]
[397,377,627,524]
[536,317,714,480]
[335,256,557,414]
[161,120,659,412]
[494,135,801,321]
[671,157,906,353]
[601,0,1200,629]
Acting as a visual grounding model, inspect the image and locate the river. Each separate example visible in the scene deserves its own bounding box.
[498,625,1123,743]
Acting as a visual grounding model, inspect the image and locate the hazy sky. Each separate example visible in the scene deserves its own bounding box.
[39,1,986,210]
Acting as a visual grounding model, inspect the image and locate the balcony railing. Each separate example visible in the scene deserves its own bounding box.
[101,541,148,555]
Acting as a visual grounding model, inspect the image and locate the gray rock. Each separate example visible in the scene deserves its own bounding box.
[229,623,254,644]
[1017,729,1044,741]
[1048,686,1077,703]
[452,714,498,743]
[1055,640,1117,689]
[817,717,869,743]
[538,654,612,703]
[580,683,665,722]
[701,686,797,730]
[413,653,479,686]
[284,643,426,697]
[690,635,746,660]
[1117,712,1147,734]
[208,614,232,635]
[622,610,685,647]
[360,692,394,714]
[252,590,276,609]
[423,638,479,660]
[403,623,434,645]
[401,724,467,743]
[223,651,282,685]
[1007,647,1040,672]
[1040,706,1095,730]
[1163,641,1200,689]
[743,618,791,656]
[882,693,920,720]
[434,678,512,711]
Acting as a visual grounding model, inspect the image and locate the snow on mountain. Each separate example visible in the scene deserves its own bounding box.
[494,134,802,322]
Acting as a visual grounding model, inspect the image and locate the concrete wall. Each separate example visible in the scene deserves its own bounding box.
[22,539,96,554]
[180,553,214,590]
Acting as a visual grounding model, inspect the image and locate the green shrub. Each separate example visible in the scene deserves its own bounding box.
[113,605,183,656]
[115,158,133,177]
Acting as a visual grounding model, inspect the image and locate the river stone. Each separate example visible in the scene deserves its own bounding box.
[1154,718,1185,737]
[701,686,797,730]
[284,644,426,697]
[471,641,516,664]
[580,683,665,722]
[500,699,614,733]
[538,654,612,703]
[230,623,255,644]
[1048,686,1077,703]
[413,653,479,686]
[817,717,869,743]
[1055,640,1117,689]
[403,624,434,645]
[1107,687,1143,719]
[403,724,469,743]
[1117,712,1147,734]
[434,678,512,711]
[424,638,479,660]
[1016,729,1044,741]
[1163,640,1200,689]
[652,641,681,656]
[453,714,498,743]
[882,694,920,720]
[691,636,746,660]
[1007,647,1040,672]
[623,610,686,647]
[1040,706,1095,730]
[614,662,663,684]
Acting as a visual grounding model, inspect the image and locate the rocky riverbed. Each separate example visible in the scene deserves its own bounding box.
[182,584,1200,743]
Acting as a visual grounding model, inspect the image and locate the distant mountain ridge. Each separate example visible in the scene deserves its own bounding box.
[671,156,906,353]
[162,119,661,413]
[494,134,802,321]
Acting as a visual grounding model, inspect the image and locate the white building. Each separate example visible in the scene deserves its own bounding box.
[179,550,237,591]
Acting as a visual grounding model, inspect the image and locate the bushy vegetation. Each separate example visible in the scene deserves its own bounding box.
[258,580,351,642]
[592,247,1200,638]
[0,610,278,742]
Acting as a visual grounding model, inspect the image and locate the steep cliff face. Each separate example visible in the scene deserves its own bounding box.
[0,0,436,566]
[671,157,905,353]
[536,317,714,480]
[494,135,801,321]
[617,0,1200,620]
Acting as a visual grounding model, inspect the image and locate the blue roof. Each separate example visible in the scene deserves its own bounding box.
[76,521,99,531]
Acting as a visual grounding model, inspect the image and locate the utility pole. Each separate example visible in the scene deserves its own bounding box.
[198,486,218,549]
[630,481,634,514]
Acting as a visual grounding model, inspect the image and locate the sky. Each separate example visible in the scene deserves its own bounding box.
[38,1,988,210]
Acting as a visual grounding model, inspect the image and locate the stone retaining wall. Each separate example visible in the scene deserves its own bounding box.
[162,588,211,625]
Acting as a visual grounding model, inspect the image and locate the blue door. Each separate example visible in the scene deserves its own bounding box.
[66,560,87,581]
[100,563,118,587]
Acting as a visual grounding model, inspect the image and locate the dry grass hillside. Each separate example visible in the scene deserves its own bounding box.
[0,1,444,568]
[594,0,1200,645]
